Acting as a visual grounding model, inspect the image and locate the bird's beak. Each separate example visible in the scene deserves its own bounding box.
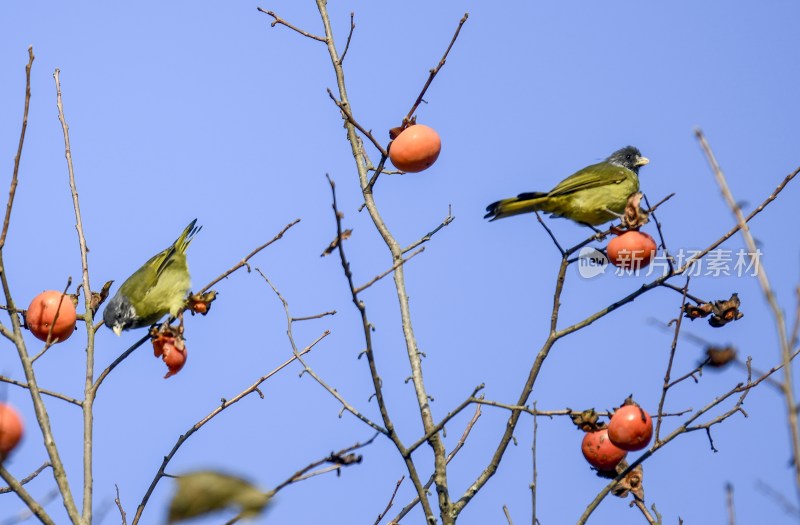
[112,325,123,337]
[636,157,650,167]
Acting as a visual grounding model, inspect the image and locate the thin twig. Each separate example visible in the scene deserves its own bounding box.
[531,401,537,525]
[256,7,327,42]
[328,179,385,380]
[373,477,404,525]
[198,219,300,295]
[0,376,82,406]
[354,247,424,294]
[633,498,657,524]
[503,505,514,525]
[402,207,455,254]
[327,89,387,157]
[366,154,389,192]
[403,13,469,123]
[257,267,387,435]
[272,434,377,494]
[338,12,355,64]
[0,462,52,494]
[292,310,336,322]
[666,359,709,389]
[535,211,565,256]
[471,399,692,419]
[0,47,34,250]
[0,465,56,525]
[655,279,690,443]
[726,483,735,525]
[54,67,96,522]
[657,281,705,305]
[115,485,127,525]
[92,333,150,394]
[405,385,484,455]
[644,192,676,214]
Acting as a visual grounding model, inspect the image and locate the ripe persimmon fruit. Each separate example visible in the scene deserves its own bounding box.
[581,427,626,471]
[0,403,23,460]
[607,231,657,270]
[26,291,77,343]
[389,124,441,173]
[608,404,653,451]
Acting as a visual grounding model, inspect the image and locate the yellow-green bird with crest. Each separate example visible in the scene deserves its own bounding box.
[485,146,649,225]
[103,220,201,336]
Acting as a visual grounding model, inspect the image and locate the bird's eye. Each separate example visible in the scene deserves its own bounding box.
[625,154,632,160]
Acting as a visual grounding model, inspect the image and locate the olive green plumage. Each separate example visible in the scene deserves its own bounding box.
[485,146,649,225]
[103,220,200,336]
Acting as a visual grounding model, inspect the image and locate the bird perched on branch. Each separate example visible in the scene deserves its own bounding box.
[484,146,649,226]
[103,220,201,336]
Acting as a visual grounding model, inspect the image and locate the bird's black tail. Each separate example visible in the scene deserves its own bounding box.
[484,192,548,221]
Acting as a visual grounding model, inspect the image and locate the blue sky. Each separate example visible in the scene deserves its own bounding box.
[1,1,800,524]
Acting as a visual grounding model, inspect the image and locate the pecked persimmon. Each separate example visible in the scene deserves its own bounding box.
[26,291,77,343]
[389,124,441,173]
[162,339,187,379]
[581,427,626,471]
[0,403,24,460]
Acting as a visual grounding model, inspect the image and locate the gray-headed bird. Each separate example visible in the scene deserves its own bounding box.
[485,146,649,225]
[103,220,200,336]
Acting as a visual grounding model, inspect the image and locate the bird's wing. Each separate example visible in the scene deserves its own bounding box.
[154,247,178,278]
[152,219,198,278]
[545,162,632,197]
[118,257,160,303]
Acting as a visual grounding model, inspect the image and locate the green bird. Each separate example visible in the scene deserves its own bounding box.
[484,146,649,225]
[103,220,201,336]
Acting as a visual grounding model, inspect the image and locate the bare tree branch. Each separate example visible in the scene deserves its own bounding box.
[0,376,82,406]
[272,434,377,494]
[696,128,800,498]
[54,67,97,522]
[257,7,327,42]
[402,13,469,124]
[374,477,404,525]
[391,404,482,523]
[257,267,386,435]
[0,465,56,525]
[338,12,355,64]
[0,47,34,250]
[0,462,52,494]
[198,219,301,295]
